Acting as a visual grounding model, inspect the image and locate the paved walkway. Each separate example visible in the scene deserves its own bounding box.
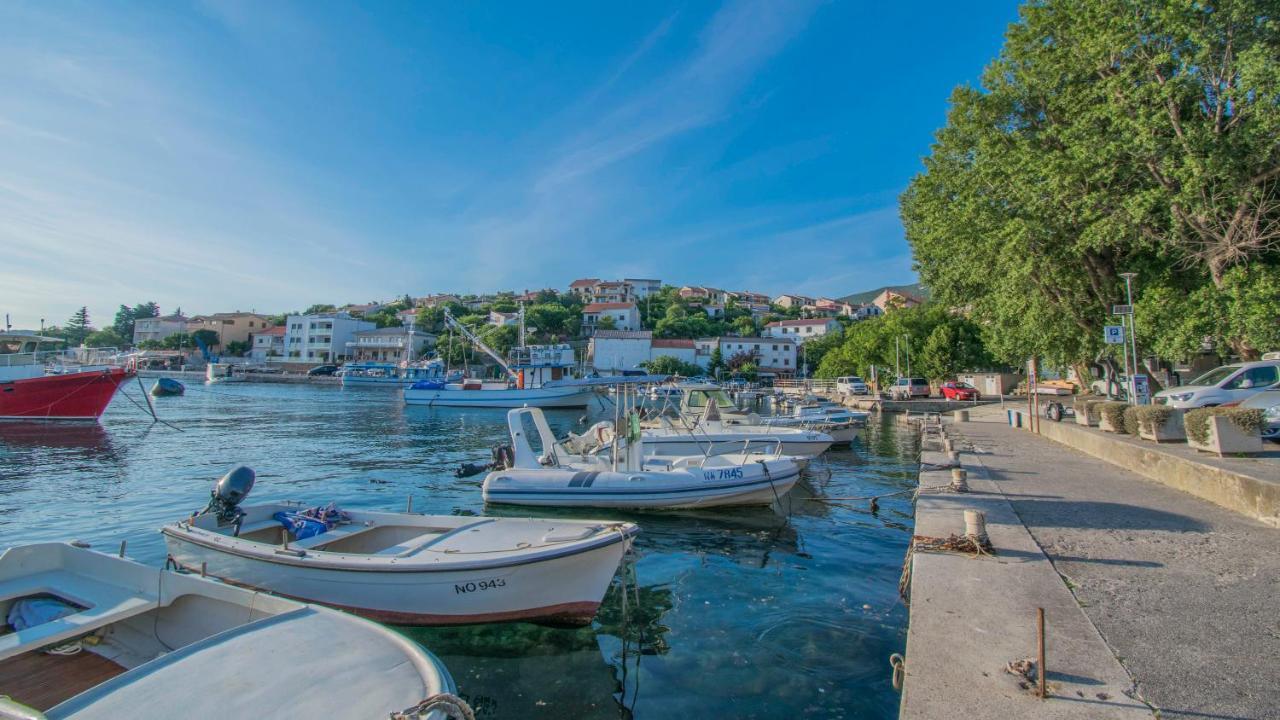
[952,412,1280,720]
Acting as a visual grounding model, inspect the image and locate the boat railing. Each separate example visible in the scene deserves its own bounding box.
[0,351,41,367]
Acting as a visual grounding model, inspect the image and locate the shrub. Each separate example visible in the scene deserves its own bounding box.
[1098,402,1130,432]
[1122,406,1140,436]
[1184,407,1266,445]
[1132,406,1174,434]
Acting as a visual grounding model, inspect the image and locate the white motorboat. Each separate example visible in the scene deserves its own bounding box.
[339,360,453,388]
[403,308,595,408]
[162,468,637,626]
[0,542,458,719]
[674,385,858,445]
[482,407,801,509]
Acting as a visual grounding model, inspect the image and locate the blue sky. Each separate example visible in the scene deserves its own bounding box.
[0,0,1020,328]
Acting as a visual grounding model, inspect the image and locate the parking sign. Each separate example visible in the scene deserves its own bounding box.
[1104,325,1125,344]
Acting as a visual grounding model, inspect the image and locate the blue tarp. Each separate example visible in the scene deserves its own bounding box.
[8,597,79,631]
[273,511,328,540]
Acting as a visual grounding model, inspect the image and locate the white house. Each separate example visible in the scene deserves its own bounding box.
[650,338,698,367]
[133,314,188,345]
[283,312,375,364]
[488,310,520,327]
[764,318,840,343]
[347,327,435,364]
[772,294,814,310]
[582,302,640,336]
[588,330,653,374]
[396,308,420,326]
[850,303,883,321]
[249,325,286,362]
[718,337,797,377]
[624,278,662,299]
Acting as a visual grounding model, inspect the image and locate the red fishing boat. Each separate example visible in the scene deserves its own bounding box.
[0,332,134,421]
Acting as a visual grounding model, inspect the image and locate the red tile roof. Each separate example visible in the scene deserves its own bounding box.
[583,302,636,312]
[652,339,695,349]
[766,318,836,327]
[255,325,286,336]
[570,278,600,288]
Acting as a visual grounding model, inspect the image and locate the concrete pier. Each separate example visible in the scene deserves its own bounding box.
[900,405,1280,720]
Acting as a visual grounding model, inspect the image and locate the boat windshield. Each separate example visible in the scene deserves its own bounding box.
[685,389,734,409]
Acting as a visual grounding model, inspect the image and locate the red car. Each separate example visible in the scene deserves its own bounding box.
[940,381,980,401]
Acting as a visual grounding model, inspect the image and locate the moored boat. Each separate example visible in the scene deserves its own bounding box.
[162,467,638,626]
[482,407,802,509]
[0,541,459,718]
[0,332,133,421]
[339,360,451,388]
[149,377,185,397]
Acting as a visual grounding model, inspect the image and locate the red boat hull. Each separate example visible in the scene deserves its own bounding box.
[0,367,134,421]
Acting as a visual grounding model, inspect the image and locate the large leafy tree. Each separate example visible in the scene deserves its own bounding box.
[902,0,1280,366]
[64,307,91,346]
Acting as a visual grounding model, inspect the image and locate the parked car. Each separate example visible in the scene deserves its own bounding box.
[1239,388,1280,441]
[307,364,340,377]
[940,381,980,401]
[1153,360,1280,408]
[889,377,930,400]
[836,376,868,395]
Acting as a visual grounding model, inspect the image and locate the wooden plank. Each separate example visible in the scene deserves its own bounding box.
[0,648,126,710]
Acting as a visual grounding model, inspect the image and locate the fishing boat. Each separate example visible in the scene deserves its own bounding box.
[204,362,246,384]
[338,360,453,388]
[481,407,801,509]
[677,385,863,444]
[0,541,459,718]
[149,378,184,397]
[162,467,638,626]
[404,308,595,408]
[0,332,133,421]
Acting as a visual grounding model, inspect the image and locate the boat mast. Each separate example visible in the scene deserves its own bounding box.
[518,303,526,349]
[443,309,517,381]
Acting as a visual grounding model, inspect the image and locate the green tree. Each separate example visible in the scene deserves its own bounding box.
[64,307,91,346]
[225,340,251,356]
[85,328,126,348]
[902,0,1280,366]
[643,355,703,377]
[161,333,191,350]
[112,305,135,339]
[303,304,336,315]
[596,315,617,331]
[708,347,725,376]
[731,316,756,337]
[191,329,220,349]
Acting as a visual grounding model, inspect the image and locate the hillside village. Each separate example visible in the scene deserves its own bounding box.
[55,280,926,380]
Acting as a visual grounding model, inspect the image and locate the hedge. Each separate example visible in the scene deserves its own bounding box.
[1097,402,1130,432]
[1132,405,1174,434]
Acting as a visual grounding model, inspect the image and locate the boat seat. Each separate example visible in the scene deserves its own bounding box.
[0,571,154,662]
[372,532,447,557]
[288,524,365,551]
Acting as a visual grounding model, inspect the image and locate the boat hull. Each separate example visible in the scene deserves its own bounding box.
[404,385,595,408]
[162,528,630,627]
[642,435,832,457]
[483,464,801,509]
[0,367,132,420]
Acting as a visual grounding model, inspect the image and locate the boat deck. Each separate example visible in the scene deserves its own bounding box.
[0,648,127,710]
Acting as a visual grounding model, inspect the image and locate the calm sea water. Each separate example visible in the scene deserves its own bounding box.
[0,380,918,719]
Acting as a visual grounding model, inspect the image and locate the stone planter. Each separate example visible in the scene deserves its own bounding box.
[1137,410,1184,443]
[1098,412,1121,433]
[1188,416,1264,456]
[1074,403,1097,427]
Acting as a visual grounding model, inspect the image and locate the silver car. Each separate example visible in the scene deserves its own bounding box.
[1239,387,1280,441]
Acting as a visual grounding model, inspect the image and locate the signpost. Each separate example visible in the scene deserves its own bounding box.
[1103,325,1125,344]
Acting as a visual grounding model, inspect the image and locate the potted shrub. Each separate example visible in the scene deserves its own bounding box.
[1097,402,1129,433]
[1185,408,1266,456]
[1074,398,1101,427]
[1133,405,1184,442]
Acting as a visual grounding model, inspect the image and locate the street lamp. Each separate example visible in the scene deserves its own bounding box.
[903,334,912,378]
[1120,272,1139,404]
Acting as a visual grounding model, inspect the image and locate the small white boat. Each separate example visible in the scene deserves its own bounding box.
[0,542,458,719]
[482,408,801,509]
[162,468,637,626]
[204,362,246,384]
[339,360,451,388]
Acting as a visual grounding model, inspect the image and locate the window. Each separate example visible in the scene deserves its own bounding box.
[784,359,789,366]
[224,320,235,326]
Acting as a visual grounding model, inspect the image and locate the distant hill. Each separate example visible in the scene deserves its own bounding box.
[838,283,929,306]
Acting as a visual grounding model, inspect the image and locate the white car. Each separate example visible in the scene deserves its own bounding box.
[836,376,868,395]
[1239,389,1280,441]
[1153,360,1280,408]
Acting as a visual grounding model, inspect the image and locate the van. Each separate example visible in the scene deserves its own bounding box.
[890,377,930,400]
[836,376,868,395]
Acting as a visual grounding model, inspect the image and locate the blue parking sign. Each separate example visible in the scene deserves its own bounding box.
[1104,325,1125,344]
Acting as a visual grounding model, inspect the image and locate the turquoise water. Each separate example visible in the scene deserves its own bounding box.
[0,381,918,719]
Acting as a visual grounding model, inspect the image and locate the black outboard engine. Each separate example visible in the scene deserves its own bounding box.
[203,465,256,527]
[454,444,515,478]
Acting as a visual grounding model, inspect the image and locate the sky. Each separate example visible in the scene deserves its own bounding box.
[0,0,1021,329]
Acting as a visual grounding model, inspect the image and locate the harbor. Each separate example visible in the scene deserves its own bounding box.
[0,382,919,718]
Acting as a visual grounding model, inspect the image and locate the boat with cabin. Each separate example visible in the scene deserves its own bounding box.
[0,332,133,421]
[0,541,459,718]
[162,467,637,626]
[403,308,595,408]
[481,407,802,509]
[338,360,453,388]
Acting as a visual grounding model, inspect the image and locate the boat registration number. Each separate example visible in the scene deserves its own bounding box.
[455,578,507,594]
[703,467,744,481]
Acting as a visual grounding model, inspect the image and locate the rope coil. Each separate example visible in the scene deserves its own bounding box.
[390,693,476,720]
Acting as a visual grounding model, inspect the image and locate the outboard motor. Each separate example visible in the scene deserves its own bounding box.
[454,444,514,478]
[203,465,256,526]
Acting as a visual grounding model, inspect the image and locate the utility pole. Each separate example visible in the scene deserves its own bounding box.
[895,336,901,377]
[904,334,912,378]
[1120,272,1139,404]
